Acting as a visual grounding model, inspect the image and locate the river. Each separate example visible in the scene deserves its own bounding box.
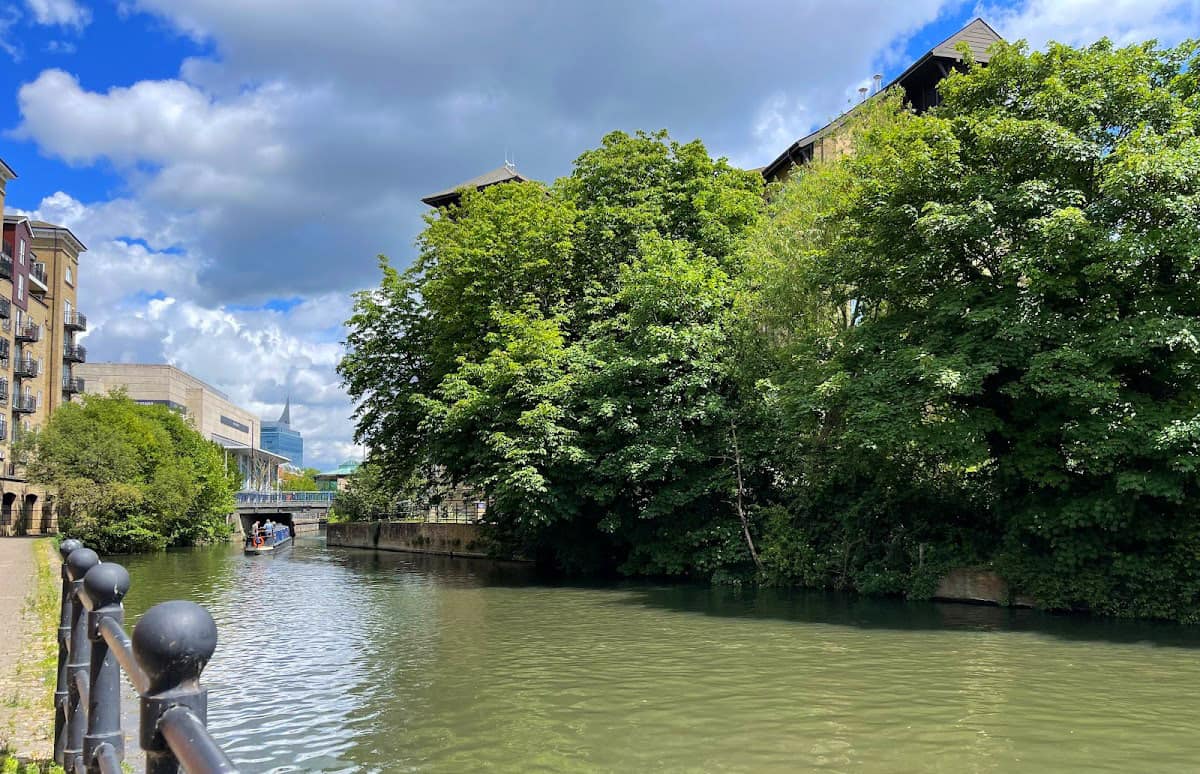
[116,538,1200,773]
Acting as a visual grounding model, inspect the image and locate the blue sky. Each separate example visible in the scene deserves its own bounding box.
[1,0,1197,470]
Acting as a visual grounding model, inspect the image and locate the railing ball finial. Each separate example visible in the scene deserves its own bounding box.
[59,538,83,560]
[80,562,131,612]
[132,600,218,694]
[65,548,100,582]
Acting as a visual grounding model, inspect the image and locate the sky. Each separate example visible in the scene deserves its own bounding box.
[0,0,1197,471]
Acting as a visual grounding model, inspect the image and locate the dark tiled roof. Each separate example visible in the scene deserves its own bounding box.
[761,18,1003,181]
[421,164,529,207]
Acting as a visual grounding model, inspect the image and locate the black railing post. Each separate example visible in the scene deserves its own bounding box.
[132,600,222,774]
[63,547,100,772]
[80,562,131,772]
[54,538,82,764]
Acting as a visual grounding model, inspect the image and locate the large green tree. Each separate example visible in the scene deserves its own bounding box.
[751,38,1200,618]
[23,392,239,553]
[341,130,764,572]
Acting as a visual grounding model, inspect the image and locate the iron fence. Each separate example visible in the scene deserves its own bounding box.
[377,499,490,524]
[55,539,238,773]
[234,490,337,505]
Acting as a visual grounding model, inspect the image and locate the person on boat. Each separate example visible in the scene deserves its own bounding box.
[250,520,261,539]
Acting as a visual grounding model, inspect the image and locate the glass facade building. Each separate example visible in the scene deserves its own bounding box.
[260,396,303,468]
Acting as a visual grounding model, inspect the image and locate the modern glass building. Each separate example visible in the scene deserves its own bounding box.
[260,396,303,468]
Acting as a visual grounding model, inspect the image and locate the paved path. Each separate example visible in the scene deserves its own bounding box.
[0,537,36,668]
[0,537,52,758]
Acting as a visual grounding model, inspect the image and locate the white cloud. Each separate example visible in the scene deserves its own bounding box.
[18,191,363,469]
[25,0,91,31]
[978,0,1200,49]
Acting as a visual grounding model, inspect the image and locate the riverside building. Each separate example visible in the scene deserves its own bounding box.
[74,362,288,491]
[0,157,87,535]
[761,18,1002,182]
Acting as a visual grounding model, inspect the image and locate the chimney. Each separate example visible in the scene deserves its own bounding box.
[873,74,883,94]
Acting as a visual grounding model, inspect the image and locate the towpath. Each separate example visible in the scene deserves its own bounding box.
[0,537,54,758]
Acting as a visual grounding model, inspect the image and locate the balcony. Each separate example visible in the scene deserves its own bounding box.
[15,322,39,343]
[62,375,84,394]
[13,357,37,379]
[0,416,8,442]
[12,393,36,413]
[64,310,87,331]
[28,262,48,295]
[0,378,9,404]
[0,253,10,281]
[0,297,10,320]
[64,345,86,363]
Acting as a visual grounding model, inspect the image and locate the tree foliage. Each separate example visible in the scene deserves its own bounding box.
[23,392,239,553]
[343,38,1200,619]
[752,38,1200,619]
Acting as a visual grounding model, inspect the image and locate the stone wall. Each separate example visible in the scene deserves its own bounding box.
[933,567,1036,608]
[327,521,489,558]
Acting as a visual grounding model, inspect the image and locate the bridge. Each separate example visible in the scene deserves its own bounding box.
[233,491,336,536]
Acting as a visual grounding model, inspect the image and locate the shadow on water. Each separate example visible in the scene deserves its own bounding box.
[316,543,1200,650]
[613,582,1200,650]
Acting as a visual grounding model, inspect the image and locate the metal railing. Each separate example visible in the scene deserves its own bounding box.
[377,499,489,524]
[235,490,337,505]
[30,260,48,288]
[64,344,87,363]
[63,375,85,394]
[0,296,10,319]
[0,253,11,280]
[13,392,36,413]
[65,310,87,331]
[55,539,239,773]
[15,321,39,342]
[14,356,38,379]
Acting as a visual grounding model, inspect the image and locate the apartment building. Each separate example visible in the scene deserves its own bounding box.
[0,157,87,535]
[74,362,287,491]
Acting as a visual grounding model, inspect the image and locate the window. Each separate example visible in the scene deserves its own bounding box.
[36,391,41,410]
[17,240,24,265]
[16,275,24,302]
[64,300,72,317]
[65,267,73,286]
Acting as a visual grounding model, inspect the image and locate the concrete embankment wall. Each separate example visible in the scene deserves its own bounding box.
[327,521,489,559]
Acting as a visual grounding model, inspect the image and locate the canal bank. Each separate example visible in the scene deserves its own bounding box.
[327,520,496,559]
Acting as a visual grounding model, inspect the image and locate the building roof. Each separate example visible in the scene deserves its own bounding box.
[0,158,15,182]
[761,18,1002,181]
[316,459,361,479]
[421,163,529,207]
[278,395,291,425]
[29,220,87,254]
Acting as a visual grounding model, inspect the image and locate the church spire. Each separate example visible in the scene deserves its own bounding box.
[278,394,291,425]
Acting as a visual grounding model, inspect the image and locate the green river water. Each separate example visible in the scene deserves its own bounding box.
[115,538,1200,773]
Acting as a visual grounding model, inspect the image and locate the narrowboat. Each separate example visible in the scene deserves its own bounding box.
[244,522,293,555]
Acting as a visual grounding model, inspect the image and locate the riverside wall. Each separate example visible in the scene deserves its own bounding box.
[327,521,490,559]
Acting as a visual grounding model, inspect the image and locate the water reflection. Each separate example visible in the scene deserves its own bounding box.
[113,541,1200,773]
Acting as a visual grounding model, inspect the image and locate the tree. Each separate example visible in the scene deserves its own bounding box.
[341,130,764,573]
[280,467,321,491]
[330,461,396,522]
[749,37,1200,618]
[23,392,239,553]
